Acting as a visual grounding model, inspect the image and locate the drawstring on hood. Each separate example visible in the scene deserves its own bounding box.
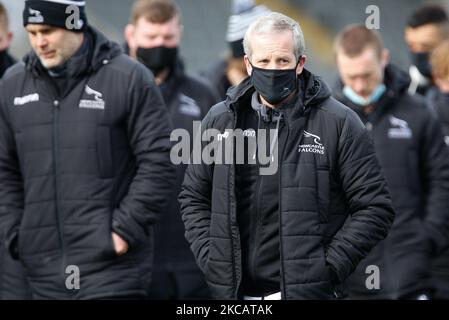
[250,91,284,162]
[270,113,282,162]
[251,92,282,162]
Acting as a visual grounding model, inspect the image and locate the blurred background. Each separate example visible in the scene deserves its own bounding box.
[4,0,449,83]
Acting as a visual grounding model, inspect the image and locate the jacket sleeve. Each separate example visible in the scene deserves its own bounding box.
[420,109,449,253]
[111,64,176,249]
[0,80,24,260]
[326,109,395,282]
[178,111,215,273]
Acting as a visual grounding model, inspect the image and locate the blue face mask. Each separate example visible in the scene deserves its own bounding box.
[343,84,386,107]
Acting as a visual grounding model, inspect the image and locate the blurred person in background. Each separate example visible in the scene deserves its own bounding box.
[333,25,449,299]
[0,1,32,300]
[405,4,449,97]
[0,2,14,78]
[0,0,175,299]
[124,0,217,300]
[428,39,449,300]
[199,0,270,100]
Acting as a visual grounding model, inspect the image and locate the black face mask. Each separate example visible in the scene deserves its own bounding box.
[410,51,432,78]
[136,46,178,76]
[249,61,299,105]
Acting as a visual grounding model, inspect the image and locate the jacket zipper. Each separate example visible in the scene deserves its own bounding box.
[52,99,67,293]
[229,110,238,297]
[249,119,268,287]
[278,112,289,300]
[250,167,263,286]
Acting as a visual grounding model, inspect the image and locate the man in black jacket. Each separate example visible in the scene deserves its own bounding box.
[124,0,217,300]
[0,1,32,300]
[179,12,395,300]
[333,25,449,299]
[0,0,175,299]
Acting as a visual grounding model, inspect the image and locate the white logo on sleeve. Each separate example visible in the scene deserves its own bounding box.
[388,116,412,139]
[79,85,105,110]
[14,93,39,106]
[29,8,44,23]
[298,130,325,155]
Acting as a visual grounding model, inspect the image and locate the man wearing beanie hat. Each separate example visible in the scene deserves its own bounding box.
[199,0,270,100]
[0,0,176,299]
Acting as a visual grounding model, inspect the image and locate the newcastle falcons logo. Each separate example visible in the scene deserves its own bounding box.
[79,85,105,110]
[29,8,44,23]
[303,130,322,146]
[298,130,325,155]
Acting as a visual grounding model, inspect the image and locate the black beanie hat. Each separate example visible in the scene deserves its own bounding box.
[23,0,88,32]
[226,0,270,58]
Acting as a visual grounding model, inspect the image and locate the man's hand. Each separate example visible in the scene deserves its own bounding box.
[112,232,129,256]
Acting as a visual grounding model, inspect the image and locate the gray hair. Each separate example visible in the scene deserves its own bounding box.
[243,12,305,61]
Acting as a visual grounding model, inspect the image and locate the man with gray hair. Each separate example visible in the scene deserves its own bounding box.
[179,12,395,300]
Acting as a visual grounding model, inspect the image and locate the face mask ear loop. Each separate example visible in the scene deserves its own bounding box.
[295,55,303,69]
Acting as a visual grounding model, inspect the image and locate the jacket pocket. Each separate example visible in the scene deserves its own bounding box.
[98,220,117,259]
[96,126,114,178]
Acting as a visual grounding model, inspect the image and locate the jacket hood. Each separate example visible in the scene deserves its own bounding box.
[23,26,122,77]
[224,68,332,112]
[384,64,412,95]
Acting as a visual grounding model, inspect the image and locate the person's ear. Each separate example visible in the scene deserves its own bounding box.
[296,54,307,75]
[244,55,252,76]
[124,24,136,57]
[381,48,390,69]
[179,23,184,40]
[6,31,13,46]
[0,31,13,51]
